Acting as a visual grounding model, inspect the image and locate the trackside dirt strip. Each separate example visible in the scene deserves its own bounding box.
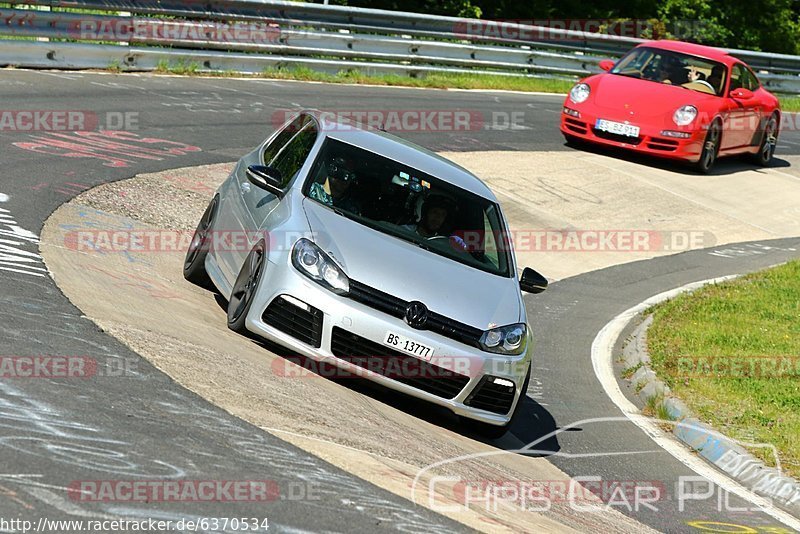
[2,69,800,532]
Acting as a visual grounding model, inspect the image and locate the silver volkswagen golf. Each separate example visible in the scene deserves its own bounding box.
[184,112,548,438]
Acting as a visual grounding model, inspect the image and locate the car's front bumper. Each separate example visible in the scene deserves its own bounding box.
[243,258,531,426]
[560,106,705,162]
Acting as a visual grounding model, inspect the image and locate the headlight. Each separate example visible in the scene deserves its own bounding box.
[569,83,591,104]
[480,323,527,355]
[291,238,349,295]
[673,105,697,126]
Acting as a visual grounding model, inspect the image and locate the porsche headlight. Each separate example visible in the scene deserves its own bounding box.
[480,323,527,355]
[569,83,591,104]
[292,238,349,295]
[673,105,698,126]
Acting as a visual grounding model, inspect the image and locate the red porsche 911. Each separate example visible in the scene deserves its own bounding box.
[560,40,781,172]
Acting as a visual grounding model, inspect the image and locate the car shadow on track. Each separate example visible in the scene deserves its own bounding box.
[213,292,560,453]
[565,141,792,176]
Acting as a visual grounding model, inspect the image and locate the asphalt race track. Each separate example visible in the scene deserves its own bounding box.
[1,69,800,532]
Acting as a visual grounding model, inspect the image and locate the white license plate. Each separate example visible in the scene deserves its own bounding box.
[383,331,435,361]
[595,119,640,137]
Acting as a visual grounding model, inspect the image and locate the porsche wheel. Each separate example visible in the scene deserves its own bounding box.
[563,133,584,148]
[227,241,266,334]
[183,195,218,287]
[752,114,778,166]
[696,122,721,174]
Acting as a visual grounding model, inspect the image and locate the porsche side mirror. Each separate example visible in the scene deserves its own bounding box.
[599,59,615,72]
[520,267,548,294]
[729,88,754,100]
[246,165,284,198]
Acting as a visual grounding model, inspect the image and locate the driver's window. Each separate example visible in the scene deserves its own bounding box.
[729,65,744,91]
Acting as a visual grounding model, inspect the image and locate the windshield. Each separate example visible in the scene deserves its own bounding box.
[303,137,511,277]
[611,47,727,96]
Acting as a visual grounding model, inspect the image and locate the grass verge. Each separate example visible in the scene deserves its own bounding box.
[142,63,575,93]
[647,260,800,477]
[780,96,800,113]
[130,63,800,109]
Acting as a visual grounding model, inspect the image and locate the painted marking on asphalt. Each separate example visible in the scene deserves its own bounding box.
[708,242,797,258]
[0,198,46,278]
[591,276,800,531]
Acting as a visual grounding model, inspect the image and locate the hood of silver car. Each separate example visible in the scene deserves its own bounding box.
[302,199,522,330]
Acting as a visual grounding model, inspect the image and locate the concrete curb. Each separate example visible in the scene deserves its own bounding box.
[622,308,800,512]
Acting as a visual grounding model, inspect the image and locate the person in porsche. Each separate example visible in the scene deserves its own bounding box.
[560,40,780,173]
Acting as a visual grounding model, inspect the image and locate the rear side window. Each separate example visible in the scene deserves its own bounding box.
[270,123,318,188]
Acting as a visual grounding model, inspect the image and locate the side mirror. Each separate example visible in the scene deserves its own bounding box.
[246,165,284,197]
[599,59,615,72]
[520,267,548,294]
[729,88,754,100]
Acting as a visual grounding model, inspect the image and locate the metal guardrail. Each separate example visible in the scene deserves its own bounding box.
[1,1,799,93]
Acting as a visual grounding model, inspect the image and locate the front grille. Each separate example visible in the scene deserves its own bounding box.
[591,128,643,145]
[646,138,679,151]
[330,327,470,399]
[262,295,323,348]
[564,117,588,134]
[348,280,483,347]
[464,376,516,415]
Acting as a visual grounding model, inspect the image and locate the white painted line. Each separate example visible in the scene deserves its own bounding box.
[0,193,8,203]
[591,275,800,530]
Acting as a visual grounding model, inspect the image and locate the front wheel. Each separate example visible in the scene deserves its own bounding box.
[227,241,266,335]
[183,195,218,287]
[563,133,584,148]
[695,122,721,174]
[751,114,778,166]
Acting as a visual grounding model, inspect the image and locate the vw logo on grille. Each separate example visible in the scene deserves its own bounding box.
[404,301,428,329]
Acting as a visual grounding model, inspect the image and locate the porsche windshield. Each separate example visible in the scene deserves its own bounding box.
[303,137,511,277]
[611,47,728,96]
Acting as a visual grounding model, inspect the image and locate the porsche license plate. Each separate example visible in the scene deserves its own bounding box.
[596,119,640,138]
[383,331,434,361]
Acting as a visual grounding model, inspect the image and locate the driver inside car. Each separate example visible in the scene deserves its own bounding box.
[403,195,468,251]
[309,156,361,215]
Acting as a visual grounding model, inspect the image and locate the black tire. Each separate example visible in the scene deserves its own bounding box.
[183,196,218,287]
[563,133,584,147]
[751,114,778,166]
[462,366,531,440]
[227,240,266,335]
[696,121,721,174]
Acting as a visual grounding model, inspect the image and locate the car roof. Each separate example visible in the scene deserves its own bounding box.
[306,112,496,200]
[636,40,737,66]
